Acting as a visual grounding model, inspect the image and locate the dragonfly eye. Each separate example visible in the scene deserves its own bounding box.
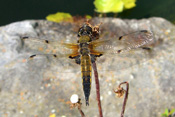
[78,28,84,37]
[85,26,92,35]
[78,25,92,37]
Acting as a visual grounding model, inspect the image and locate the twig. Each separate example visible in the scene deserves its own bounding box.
[77,103,85,117]
[78,109,85,117]
[92,62,103,117]
[70,98,85,117]
[114,81,129,117]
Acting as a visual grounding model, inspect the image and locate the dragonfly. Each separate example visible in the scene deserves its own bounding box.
[22,21,154,106]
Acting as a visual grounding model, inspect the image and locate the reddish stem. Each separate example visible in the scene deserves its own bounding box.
[92,62,103,117]
[115,81,129,117]
[78,108,85,117]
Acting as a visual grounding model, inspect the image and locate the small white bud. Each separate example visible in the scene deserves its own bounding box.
[70,94,78,103]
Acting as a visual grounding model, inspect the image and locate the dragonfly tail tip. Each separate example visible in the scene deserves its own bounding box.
[86,101,89,106]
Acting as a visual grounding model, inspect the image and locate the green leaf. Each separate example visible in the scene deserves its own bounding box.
[161,108,169,117]
[122,0,136,9]
[46,12,73,23]
[94,0,123,13]
[161,113,167,117]
[164,108,169,115]
[169,108,175,115]
[85,15,92,19]
[94,0,136,13]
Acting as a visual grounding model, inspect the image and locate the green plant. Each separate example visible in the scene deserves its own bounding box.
[94,0,136,13]
[46,12,92,23]
[46,12,73,23]
[161,108,175,117]
[46,0,136,23]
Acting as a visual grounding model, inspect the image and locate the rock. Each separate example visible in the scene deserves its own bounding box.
[0,17,175,117]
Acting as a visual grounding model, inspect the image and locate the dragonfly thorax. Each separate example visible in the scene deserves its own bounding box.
[78,35,91,56]
[79,43,90,56]
[78,35,91,43]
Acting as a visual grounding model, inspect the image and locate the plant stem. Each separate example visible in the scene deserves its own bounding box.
[92,62,103,117]
[78,108,85,117]
[119,82,129,117]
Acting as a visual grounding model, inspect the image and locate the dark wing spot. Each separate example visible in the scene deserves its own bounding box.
[140,30,148,33]
[119,36,123,40]
[142,47,151,50]
[95,53,103,57]
[99,53,103,56]
[22,36,29,39]
[30,55,36,58]
[53,54,57,57]
[69,56,74,59]
[45,40,49,43]
[117,50,122,53]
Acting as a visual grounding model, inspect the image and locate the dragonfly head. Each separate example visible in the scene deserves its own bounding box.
[78,24,92,37]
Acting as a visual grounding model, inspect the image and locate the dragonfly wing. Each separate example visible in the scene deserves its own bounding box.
[90,30,154,54]
[22,37,79,56]
[89,30,155,72]
[25,53,81,73]
[95,48,155,72]
[22,37,80,73]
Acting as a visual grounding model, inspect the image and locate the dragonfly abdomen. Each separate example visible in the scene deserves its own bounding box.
[81,55,92,106]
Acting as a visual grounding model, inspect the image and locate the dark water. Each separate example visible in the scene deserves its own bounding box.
[0,0,175,26]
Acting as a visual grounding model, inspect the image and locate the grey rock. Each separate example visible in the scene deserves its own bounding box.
[0,17,175,117]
